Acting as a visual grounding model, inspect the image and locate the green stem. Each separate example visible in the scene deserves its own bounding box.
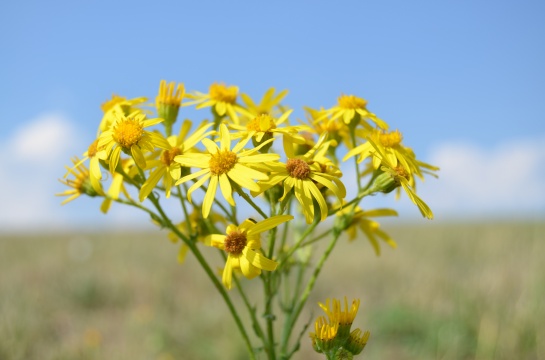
[148,193,257,360]
[327,187,375,217]
[236,185,268,219]
[277,219,319,273]
[280,229,343,359]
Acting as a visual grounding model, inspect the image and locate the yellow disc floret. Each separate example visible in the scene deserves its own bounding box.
[209,83,238,104]
[337,94,367,110]
[246,114,277,132]
[160,147,182,166]
[209,150,237,175]
[378,129,403,148]
[112,118,144,149]
[87,139,99,158]
[286,158,311,179]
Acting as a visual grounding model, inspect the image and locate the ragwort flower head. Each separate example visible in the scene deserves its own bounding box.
[174,124,280,219]
[57,157,102,205]
[229,109,310,148]
[367,139,435,219]
[253,135,346,224]
[156,80,185,134]
[205,215,293,289]
[186,82,251,124]
[339,205,398,256]
[344,129,439,185]
[317,94,388,130]
[97,110,170,173]
[98,95,148,134]
[139,120,214,201]
[240,87,289,117]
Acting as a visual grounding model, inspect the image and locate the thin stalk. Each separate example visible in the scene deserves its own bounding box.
[148,193,257,360]
[279,230,342,359]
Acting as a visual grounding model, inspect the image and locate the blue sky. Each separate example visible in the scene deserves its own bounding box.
[1,0,544,231]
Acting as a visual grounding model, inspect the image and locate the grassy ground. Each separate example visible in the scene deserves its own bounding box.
[0,221,544,360]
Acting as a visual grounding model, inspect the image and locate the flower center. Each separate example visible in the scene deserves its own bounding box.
[224,230,247,254]
[209,83,237,104]
[378,130,403,148]
[87,139,99,158]
[286,158,311,179]
[112,118,144,149]
[161,147,182,166]
[209,150,237,175]
[337,94,367,110]
[394,166,409,181]
[246,114,277,132]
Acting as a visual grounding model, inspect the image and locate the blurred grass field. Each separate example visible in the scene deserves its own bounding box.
[1,221,544,360]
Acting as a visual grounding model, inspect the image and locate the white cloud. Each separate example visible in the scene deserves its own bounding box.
[0,113,79,230]
[419,136,545,218]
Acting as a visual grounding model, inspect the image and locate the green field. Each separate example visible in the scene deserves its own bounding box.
[1,222,544,359]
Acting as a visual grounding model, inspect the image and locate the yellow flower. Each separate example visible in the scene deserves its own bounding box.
[167,209,228,264]
[185,82,251,124]
[341,205,398,256]
[309,316,339,353]
[304,106,350,149]
[174,124,280,218]
[99,95,148,133]
[310,296,369,356]
[318,94,388,129]
[139,120,214,201]
[319,297,360,329]
[252,135,346,224]
[156,80,185,135]
[64,138,104,193]
[345,328,370,356]
[57,157,102,204]
[240,87,288,116]
[368,139,435,219]
[344,129,439,185]
[97,110,170,173]
[229,110,310,146]
[204,215,293,289]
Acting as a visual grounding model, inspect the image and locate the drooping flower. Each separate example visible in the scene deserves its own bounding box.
[341,206,398,256]
[64,138,104,193]
[344,129,439,185]
[174,124,280,218]
[204,215,294,289]
[367,139,435,219]
[97,110,170,173]
[57,157,102,204]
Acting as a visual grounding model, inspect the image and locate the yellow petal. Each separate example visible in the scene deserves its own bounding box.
[243,248,278,271]
[219,173,235,206]
[247,215,293,235]
[202,176,218,218]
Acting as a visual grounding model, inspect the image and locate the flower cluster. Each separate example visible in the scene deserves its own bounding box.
[310,297,370,359]
[57,80,438,359]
